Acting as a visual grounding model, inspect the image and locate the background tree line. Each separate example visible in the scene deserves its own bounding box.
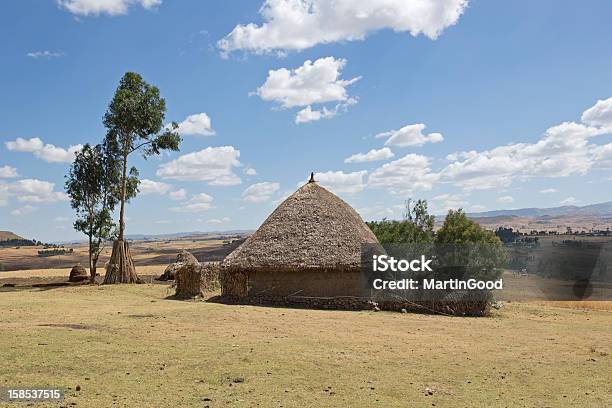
[367,199,505,281]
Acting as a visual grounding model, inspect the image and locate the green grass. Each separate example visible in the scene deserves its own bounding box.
[0,284,610,407]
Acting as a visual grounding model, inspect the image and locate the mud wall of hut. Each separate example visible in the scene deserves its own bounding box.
[247,269,369,298]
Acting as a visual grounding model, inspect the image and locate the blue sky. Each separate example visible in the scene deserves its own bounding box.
[2,0,612,242]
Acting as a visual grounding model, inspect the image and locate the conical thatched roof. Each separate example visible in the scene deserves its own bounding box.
[223,179,379,271]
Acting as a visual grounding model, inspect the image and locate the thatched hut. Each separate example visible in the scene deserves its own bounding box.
[221,174,380,308]
[69,264,88,282]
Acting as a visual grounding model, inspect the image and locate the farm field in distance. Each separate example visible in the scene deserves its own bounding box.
[0,235,242,272]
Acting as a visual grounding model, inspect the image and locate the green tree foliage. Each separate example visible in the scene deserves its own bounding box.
[367,199,435,244]
[495,226,519,244]
[434,209,505,280]
[66,144,122,282]
[435,209,501,245]
[103,72,181,241]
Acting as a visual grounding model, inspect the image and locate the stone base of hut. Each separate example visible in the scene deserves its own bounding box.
[220,295,491,315]
[242,295,375,310]
[221,269,369,298]
[220,270,492,315]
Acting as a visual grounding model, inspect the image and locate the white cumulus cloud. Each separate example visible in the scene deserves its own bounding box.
[139,179,172,195]
[539,188,558,194]
[57,0,161,16]
[376,123,444,147]
[170,193,214,213]
[156,146,242,186]
[366,97,612,195]
[438,121,606,191]
[581,97,612,130]
[242,182,280,203]
[11,205,37,216]
[6,179,68,203]
[368,154,437,195]
[345,147,394,163]
[5,137,82,163]
[168,188,187,201]
[255,57,360,123]
[315,170,367,194]
[218,0,468,55]
[0,166,18,178]
[175,113,215,136]
[431,193,468,213]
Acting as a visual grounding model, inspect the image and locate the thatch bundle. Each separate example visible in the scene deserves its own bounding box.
[175,262,221,298]
[69,264,88,282]
[158,250,199,281]
[175,263,203,298]
[221,177,379,302]
[103,240,140,284]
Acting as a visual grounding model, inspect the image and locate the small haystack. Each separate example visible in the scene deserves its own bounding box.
[157,250,199,281]
[175,263,202,298]
[175,262,221,298]
[69,264,88,282]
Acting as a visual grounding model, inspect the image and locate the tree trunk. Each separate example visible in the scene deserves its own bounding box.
[91,256,97,284]
[88,234,93,283]
[106,145,138,284]
[118,151,128,241]
[103,240,140,284]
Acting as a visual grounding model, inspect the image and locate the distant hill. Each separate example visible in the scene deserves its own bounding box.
[0,231,25,241]
[468,201,612,218]
[56,230,253,245]
[124,230,253,241]
[463,201,612,233]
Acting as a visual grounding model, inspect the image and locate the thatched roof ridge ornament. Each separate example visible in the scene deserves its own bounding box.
[223,174,379,271]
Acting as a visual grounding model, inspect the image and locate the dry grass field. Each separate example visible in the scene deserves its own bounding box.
[0,237,239,271]
[0,282,610,407]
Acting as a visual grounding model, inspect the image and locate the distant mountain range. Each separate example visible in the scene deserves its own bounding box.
[54,230,253,245]
[123,230,252,241]
[468,201,612,218]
